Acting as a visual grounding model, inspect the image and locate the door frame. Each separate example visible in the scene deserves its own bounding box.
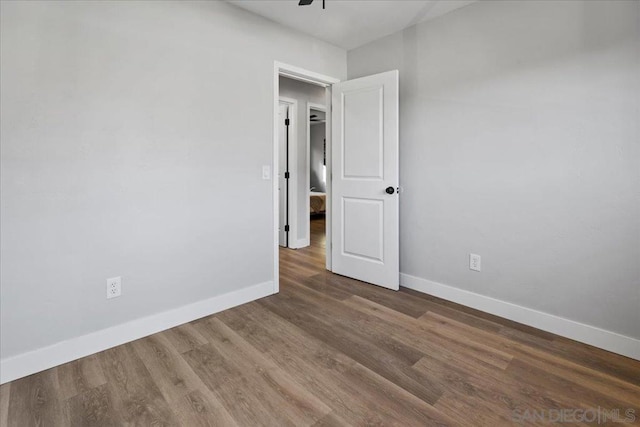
[305,102,326,247]
[273,61,340,293]
[278,97,298,249]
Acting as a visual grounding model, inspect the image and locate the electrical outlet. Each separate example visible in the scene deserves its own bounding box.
[469,254,481,272]
[106,276,121,299]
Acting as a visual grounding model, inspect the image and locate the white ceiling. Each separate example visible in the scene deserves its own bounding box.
[227,0,476,50]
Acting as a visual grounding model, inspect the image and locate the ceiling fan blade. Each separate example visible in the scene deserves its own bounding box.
[299,0,325,9]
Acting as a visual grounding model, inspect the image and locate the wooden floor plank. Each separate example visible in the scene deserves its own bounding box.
[338,363,458,426]
[258,289,444,406]
[341,294,514,372]
[308,272,431,318]
[6,369,64,427]
[161,323,210,354]
[506,358,640,416]
[414,356,575,425]
[131,334,202,403]
[284,282,428,366]
[420,311,640,407]
[434,391,512,427]
[537,335,640,387]
[66,383,121,427]
[310,412,352,427]
[193,317,332,426]
[183,340,313,427]
[97,344,179,426]
[219,302,450,426]
[296,273,354,301]
[177,389,236,427]
[55,354,106,401]
[130,333,238,426]
[0,383,10,427]
[403,286,563,340]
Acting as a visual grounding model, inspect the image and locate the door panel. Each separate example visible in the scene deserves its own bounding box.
[343,87,384,179]
[343,197,384,262]
[332,70,399,290]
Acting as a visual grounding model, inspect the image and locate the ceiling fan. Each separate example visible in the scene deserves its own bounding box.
[310,114,326,123]
[298,0,325,9]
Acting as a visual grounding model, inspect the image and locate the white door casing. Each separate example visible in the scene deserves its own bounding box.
[278,97,298,248]
[278,103,288,247]
[273,62,340,294]
[331,70,399,290]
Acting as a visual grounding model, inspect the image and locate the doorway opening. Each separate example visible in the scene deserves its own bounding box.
[278,77,327,251]
[274,63,400,294]
[273,63,339,293]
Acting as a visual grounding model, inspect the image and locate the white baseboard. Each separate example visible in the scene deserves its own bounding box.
[0,280,274,384]
[400,273,640,361]
[292,238,310,249]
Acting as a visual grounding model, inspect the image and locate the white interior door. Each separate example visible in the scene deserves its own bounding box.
[278,104,289,247]
[331,70,399,290]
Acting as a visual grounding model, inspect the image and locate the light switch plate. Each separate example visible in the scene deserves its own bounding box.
[262,165,271,180]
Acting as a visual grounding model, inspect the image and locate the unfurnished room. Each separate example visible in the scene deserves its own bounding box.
[0,0,639,425]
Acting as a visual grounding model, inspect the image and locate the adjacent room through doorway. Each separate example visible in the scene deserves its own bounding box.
[277,74,330,294]
[277,76,328,256]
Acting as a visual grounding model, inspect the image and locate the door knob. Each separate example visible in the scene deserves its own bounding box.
[385,186,395,194]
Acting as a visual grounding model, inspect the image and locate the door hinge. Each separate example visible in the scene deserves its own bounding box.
[285,118,290,126]
[284,225,290,232]
[284,171,290,179]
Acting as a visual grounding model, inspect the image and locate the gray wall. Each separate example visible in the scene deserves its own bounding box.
[278,77,326,243]
[310,121,326,193]
[348,0,640,338]
[0,1,345,360]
